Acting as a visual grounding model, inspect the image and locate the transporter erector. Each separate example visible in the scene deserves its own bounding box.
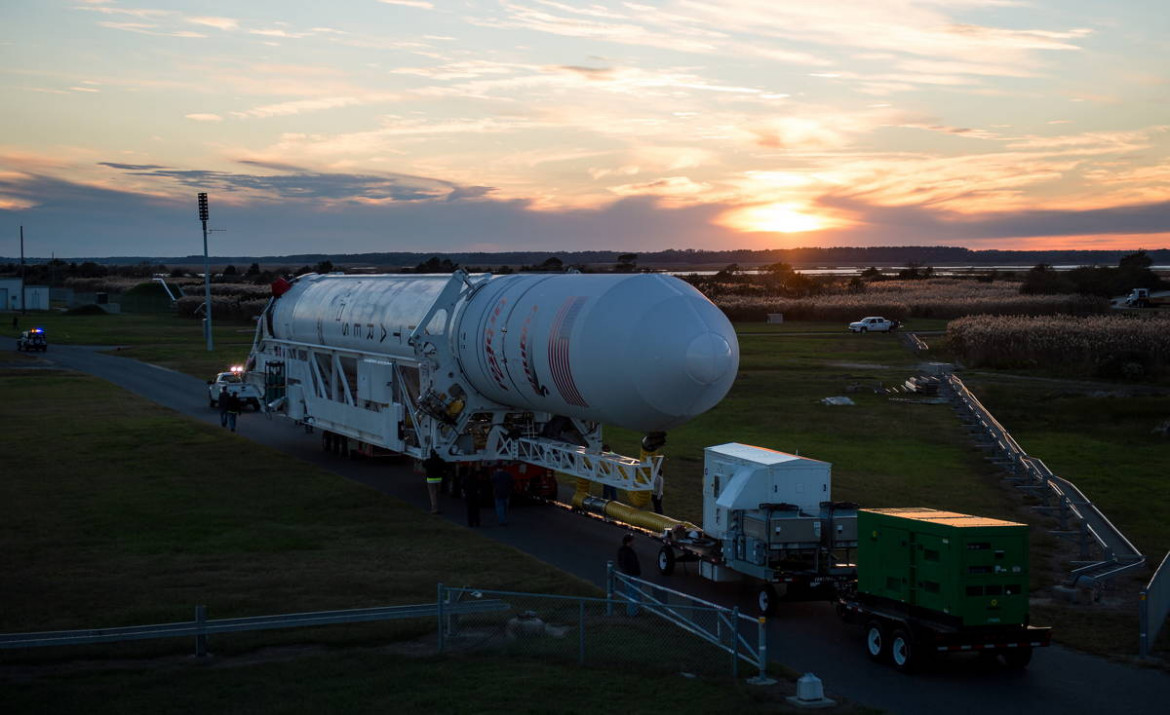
[244,269,739,492]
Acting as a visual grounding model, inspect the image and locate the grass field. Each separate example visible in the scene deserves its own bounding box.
[1,651,873,715]
[0,371,595,637]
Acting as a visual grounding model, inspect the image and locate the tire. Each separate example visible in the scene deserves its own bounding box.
[249,399,261,411]
[996,646,1032,670]
[209,398,217,408]
[890,628,916,672]
[657,545,676,576]
[860,327,868,333]
[758,584,778,617]
[865,621,886,661]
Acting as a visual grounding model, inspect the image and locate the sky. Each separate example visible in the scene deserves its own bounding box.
[1,0,1168,258]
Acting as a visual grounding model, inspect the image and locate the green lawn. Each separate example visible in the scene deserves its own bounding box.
[0,651,864,715]
[0,370,593,641]
[962,377,1170,561]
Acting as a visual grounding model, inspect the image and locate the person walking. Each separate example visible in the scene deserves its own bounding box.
[218,386,231,428]
[491,465,513,526]
[224,391,242,433]
[616,533,642,616]
[423,450,445,514]
[463,467,483,527]
[651,468,664,515]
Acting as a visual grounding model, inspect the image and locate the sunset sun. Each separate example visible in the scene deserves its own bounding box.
[719,202,839,234]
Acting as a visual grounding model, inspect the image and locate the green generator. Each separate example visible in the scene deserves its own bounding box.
[857,508,1031,627]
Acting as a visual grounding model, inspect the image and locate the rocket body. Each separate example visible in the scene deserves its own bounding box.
[266,272,738,432]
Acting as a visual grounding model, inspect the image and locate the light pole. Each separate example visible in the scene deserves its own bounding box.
[198,192,213,351]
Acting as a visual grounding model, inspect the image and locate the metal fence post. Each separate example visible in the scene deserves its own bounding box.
[578,599,586,665]
[194,605,208,658]
[1140,588,1149,657]
[605,561,615,617]
[731,606,740,680]
[436,582,445,653]
[747,616,776,685]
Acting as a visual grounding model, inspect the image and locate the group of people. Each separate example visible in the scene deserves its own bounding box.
[217,387,243,433]
[423,451,514,526]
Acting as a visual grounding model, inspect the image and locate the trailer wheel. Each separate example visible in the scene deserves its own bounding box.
[890,628,916,672]
[657,545,676,576]
[996,646,1032,670]
[757,584,778,617]
[864,621,886,661]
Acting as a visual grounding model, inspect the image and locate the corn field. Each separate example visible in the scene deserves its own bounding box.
[947,312,1170,378]
[713,279,1108,321]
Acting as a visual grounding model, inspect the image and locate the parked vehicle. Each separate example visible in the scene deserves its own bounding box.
[207,367,263,410]
[849,316,899,333]
[1123,288,1170,308]
[15,327,47,352]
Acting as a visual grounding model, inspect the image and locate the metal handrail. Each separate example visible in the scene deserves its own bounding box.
[1140,551,1170,657]
[0,600,508,651]
[946,374,1145,587]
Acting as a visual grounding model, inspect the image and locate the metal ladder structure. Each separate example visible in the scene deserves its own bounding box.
[944,373,1145,588]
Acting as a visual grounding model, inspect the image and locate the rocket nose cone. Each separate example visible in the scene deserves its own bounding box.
[685,332,735,386]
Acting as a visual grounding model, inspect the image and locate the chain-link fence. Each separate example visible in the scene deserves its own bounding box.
[438,574,770,683]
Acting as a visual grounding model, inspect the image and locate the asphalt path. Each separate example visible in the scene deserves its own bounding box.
[6,338,1170,713]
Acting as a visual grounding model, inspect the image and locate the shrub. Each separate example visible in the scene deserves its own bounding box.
[712,279,1108,322]
[947,313,1170,379]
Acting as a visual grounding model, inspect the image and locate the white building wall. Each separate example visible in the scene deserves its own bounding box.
[0,278,50,311]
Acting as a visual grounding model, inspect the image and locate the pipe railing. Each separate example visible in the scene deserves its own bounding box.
[946,374,1145,588]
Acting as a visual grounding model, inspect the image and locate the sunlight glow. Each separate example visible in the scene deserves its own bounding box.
[719,202,839,234]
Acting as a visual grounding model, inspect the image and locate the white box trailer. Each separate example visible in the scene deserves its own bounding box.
[703,443,830,539]
[659,443,857,615]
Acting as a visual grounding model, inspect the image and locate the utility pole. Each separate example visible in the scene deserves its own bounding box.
[19,226,26,315]
[198,193,213,351]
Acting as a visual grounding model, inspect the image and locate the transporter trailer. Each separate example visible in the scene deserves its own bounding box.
[838,508,1051,672]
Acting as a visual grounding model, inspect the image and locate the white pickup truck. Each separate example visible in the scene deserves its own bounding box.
[848,316,900,333]
[207,369,263,410]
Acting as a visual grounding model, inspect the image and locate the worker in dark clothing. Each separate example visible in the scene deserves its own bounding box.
[617,533,642,615]
[491,466,513,526]
[423,450,445,514]
[463,467,483,527]
[218,387,231,428]
[224,391,242,433]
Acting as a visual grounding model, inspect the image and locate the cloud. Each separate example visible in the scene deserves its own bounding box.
[4,165,1168,257]
[185,113,224,122]
[94,161,488,204]
[378,0,435,8]
[186,16,239,31]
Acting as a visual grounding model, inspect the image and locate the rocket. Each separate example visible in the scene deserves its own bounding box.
[264,271,738,433]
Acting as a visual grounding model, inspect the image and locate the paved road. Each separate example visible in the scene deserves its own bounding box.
[7,339,1170,714]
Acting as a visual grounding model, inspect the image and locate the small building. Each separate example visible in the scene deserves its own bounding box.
[0,278,51,311]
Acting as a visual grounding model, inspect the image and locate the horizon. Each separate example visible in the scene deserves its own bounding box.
[5,244,1169,266]
[2,1,1168,257]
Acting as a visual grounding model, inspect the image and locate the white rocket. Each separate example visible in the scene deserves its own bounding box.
[249,269,739,487]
